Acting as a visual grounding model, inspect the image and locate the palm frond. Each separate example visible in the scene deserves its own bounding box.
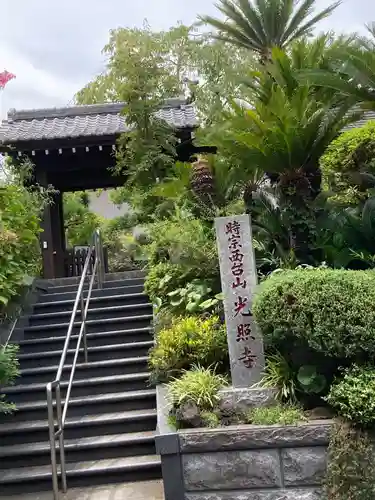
[218,0,265,48]
[237,0,267,45]
[203,0,339,57]
[297,69,375,103]
[284,1,341,45]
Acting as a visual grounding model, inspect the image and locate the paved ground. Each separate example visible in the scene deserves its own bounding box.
[8,480,164,500]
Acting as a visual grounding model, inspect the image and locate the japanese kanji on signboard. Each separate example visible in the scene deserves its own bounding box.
[215,214,265,388]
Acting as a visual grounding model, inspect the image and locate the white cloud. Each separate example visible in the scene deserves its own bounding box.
[0,0,373,116]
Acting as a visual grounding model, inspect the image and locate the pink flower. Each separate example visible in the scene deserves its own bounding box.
[0,70,16,89]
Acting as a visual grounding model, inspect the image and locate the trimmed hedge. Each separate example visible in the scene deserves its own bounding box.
[320,120,375,203]
[253,269,375,359]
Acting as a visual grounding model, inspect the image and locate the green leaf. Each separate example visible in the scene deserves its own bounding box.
[170,297,185,307]
[297,365,318,386]
[199,298,219,310]
[159,274,172,289]
[0,296,9,305]
[186,301,200,312]
[154,297,162,309]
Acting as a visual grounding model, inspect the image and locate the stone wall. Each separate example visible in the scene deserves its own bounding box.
[156,417,332,500]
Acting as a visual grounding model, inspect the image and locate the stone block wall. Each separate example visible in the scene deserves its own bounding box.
[156,422,332,500]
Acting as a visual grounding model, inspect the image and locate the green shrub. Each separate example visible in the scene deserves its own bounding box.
[149,315,228,383]
[146,215,219,278]
[145,262,188,304]
[106,233,145,272]
[245,404,306,426]
[103,212,139,234]
[320,121,375,204]
[253,269,375,360]
[0,178,50,312]
[0,344,20,414]
[167,366,228,410]
[326,365,375,427]
[200,410,221,428]
[324,422,375,500]
[64,192,103,246]
[259,352,298,403]
[259,351,328,404]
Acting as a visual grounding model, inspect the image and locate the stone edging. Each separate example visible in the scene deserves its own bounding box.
[178,421,332,452]
[155,385,333,500]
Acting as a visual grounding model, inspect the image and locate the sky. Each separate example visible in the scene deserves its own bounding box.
[0,0,373,117]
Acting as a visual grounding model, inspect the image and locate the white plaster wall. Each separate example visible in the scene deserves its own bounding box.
[89,190,130,219]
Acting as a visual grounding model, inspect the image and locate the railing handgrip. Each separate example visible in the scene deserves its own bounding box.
[46,228,105,500]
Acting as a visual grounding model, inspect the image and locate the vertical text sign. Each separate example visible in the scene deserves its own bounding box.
[215,214,265,388]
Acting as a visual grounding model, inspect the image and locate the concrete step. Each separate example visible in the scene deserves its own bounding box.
[37,284,145,303]
[3,372,151,404]
[34,292,150,314]
[18,327,154,355]
[37,271,146,288]
[0,389,157,423]
[18,356,149,385]
[0,431,157,469]
[18,340,154,369]
[28,303,153,327]
[0,455,161,496]
[0,409,157,446]
[44,278,145,295]
[21,314,153,339]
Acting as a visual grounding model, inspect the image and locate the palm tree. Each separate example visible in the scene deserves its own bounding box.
[201,0,340,62]
[298,27,375,108]
[206,47,359,260]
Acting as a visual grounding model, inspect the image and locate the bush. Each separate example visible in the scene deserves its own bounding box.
[146,215,219,279]
[245,404,306,426]
[149,315,228,383]
[320,121,375,204]
[0,344,20,414]
[326,365,375,427]
[324,421,375,500]
[253,269,375,360]
[0,179,50,313]
[167,366,228,410]
[145,262,189,304]
[64,192,103,246]
[106,233,145,272]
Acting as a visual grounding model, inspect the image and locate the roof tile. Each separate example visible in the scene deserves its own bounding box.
[0,100,197,145]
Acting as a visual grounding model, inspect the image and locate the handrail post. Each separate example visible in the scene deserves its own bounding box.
[80,293,88,364]
[96,229,105,289]
[46,227,104,498]
[56,383,67,493]
[46,383,59,500]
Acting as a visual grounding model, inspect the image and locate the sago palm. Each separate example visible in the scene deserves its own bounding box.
[201,0,340,61]
[298,31,375,108]
[209,52,358,260]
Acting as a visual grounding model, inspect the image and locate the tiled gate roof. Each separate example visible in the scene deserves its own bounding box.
[0,98,197,145]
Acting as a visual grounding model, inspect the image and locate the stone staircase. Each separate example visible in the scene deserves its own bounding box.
[0,272,161,497]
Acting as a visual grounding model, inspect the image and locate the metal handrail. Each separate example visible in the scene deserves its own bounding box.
[46,229,105,500]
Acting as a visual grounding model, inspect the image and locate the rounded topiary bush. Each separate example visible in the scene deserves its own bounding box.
[320,120,375,203]
[253,269,375,360]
